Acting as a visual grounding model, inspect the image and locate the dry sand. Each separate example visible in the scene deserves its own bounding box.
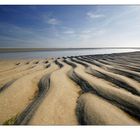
[0,52,140,125]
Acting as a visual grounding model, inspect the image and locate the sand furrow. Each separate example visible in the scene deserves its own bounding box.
[14,74,50,125]
[77,93,139,125]
[0,79,16,93]
[1,51,140,125]
[76,57,140,96]
[63,58,140,124]
[0,62,48,88]
[65,58,140,121]
[83,56,140,82]
[28,60,81,125]
[0,63,58,124]
[99,59,140,72]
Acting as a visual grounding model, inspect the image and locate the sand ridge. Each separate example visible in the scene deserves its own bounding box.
[0,52,140,125]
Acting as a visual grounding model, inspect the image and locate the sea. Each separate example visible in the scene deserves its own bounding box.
[0,48,140,59]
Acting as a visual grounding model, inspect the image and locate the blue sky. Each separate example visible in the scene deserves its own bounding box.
[0,5,140,48]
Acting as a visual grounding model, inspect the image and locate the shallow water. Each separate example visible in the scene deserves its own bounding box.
[0,48,140,59]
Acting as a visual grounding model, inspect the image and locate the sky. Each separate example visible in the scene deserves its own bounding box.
[0,5,140,48]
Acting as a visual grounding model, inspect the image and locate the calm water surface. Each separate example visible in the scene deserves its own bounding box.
[0,49,140,59]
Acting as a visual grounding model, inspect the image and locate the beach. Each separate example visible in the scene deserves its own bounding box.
[0,51,140,125]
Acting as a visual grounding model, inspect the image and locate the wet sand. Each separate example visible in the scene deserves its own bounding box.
[0,51,140,125]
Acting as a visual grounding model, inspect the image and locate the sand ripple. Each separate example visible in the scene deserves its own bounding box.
[0,52,140,125]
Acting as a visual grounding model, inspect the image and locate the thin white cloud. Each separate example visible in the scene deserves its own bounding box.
[87,12,105,19]
[47,18,60,25]
[79,34,91,40]
[81,30,92,34]
[42,13,61,25]
[63,30,75,34]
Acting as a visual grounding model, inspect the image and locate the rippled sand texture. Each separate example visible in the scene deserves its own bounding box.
[0,51,140,125]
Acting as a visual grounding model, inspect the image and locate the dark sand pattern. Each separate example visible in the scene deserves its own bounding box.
[0,52,140,125]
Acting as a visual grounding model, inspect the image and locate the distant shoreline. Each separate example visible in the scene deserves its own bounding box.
[0,47,140,53]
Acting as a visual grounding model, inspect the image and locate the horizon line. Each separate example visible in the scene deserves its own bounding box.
[0,47,140,53]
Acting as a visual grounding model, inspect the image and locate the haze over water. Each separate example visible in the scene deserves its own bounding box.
[0,48,139,59]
